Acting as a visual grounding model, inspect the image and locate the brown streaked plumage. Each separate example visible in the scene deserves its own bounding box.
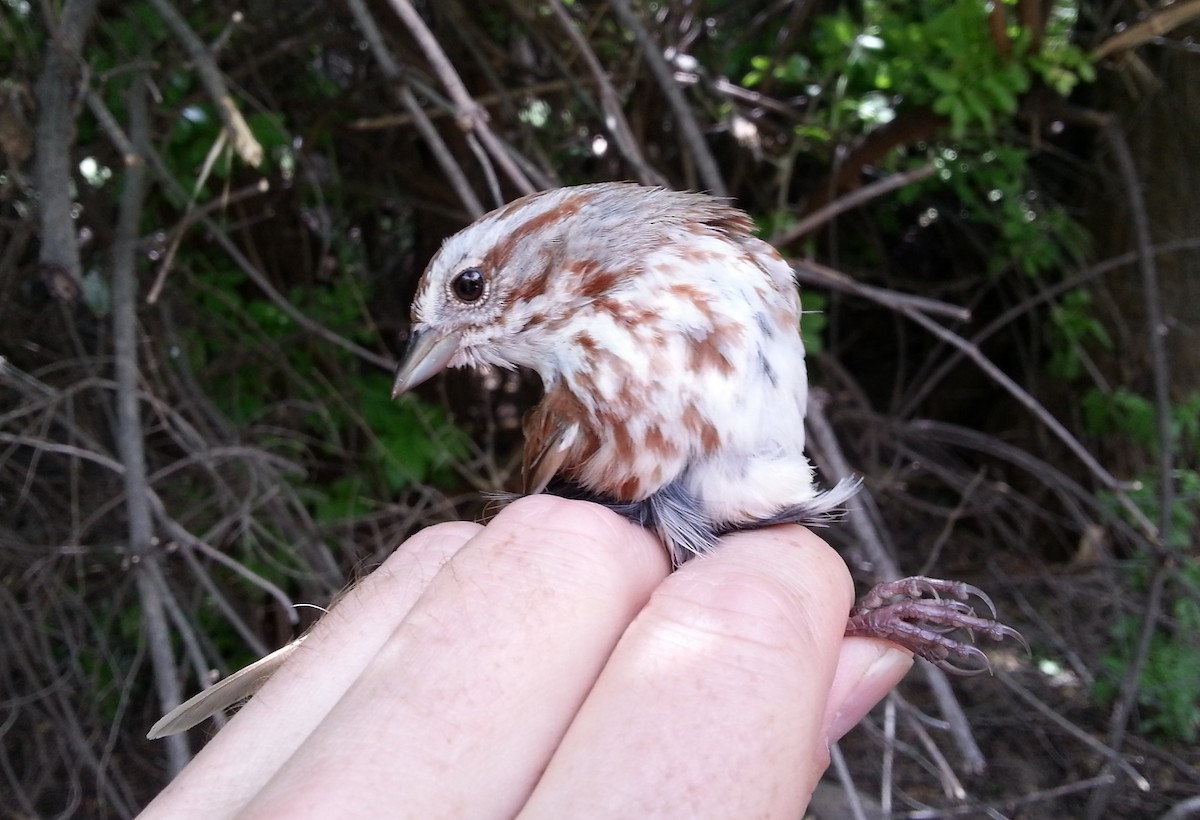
[392,182,1022,672]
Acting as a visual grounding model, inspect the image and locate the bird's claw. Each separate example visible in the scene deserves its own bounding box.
[845,575,1027,675]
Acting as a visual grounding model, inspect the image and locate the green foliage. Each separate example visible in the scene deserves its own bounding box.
[816,1,1028,136]
[799,292,829,356]
[1082,389,1157,453]
[736,1,1095,283]
[310,384,469,522]
[1096,527,1200,743]
[1088,397,1200,742]
[1048,289,1114,379]
[366,383,471,491]
[1029,1,1097,94]
[1048,270,1200,744]
[1081,388,1200,464]
[742,53,812,89]
[895,141,1091,278]
[802,0,1093,137]
[183,260,471,521]
[98,1,168,66]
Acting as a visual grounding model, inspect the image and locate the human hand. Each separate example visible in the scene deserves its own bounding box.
[140,495,912,818]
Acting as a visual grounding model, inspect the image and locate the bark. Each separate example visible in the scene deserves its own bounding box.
[34,0,99,289]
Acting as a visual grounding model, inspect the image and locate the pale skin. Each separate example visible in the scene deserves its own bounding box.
[140,495,913,819]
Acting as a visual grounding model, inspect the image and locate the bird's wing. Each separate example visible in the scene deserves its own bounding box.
[522,384,589,494]
[523,418,579,494]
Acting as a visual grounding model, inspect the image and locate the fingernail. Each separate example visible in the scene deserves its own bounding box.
[825,640,914,742]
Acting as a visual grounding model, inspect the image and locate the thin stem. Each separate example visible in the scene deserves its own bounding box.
[111,75,190,773]
[607,0,727,196]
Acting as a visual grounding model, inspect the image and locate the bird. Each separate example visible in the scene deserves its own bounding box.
[391,182,1020,668]
[147,182,1019,740]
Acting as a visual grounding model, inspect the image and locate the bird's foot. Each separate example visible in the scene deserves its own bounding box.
[845,576,1026,675]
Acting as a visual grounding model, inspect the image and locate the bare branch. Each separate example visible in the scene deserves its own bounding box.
[792,259,972,323]
[86,92,395,371]
[145,0,263,167]
[1083,120,1179,820]
[1092,0,1200,60]
[607,0,727,196]
[344,0,485,218]
[33,0,100,289]
[774,164,937,246]
[110,75,190,773]
[900,303,1150,530]
[387,0,536,195]
[806,392,987,772]
[996,668,1150,792]
[546,0,668,188]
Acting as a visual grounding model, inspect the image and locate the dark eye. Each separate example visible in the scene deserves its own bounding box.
[451,268,486,303]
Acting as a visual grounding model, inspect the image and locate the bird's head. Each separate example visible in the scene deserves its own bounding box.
[391,183,757,398]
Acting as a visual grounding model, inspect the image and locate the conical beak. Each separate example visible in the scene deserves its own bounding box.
[391,329,462,397]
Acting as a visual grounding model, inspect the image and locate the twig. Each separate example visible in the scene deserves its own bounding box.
[607,0,727,196]
[146,178,271,304]
[1160,796,1200,820]
[896,238,1200,419]
[387,0,536,195]
[86,92,395,371]
[995,669,1150,792]
[1083,122,1176,809]
[344,0,485,218]
[1092,0,1200,60]
[151,559,225,705]
[829,741,871,820]
[774,163,936,246]
[897,305,1154,535]
[902,421,1145,547]
[110,75,190,773]
[151,505,298,623]
[880,694,896,814]
[806,391,988,772]
[918,470,986,576]
[196,206,393,368]
[348,78,581,129]
[900,698,967,799]
[546,0,668,188]
[713,75,810,122]
[466,130,505,208]
[791,259,972,323]
[176,543,272,658]
[145,0,262,166]
[898,774,1117,818]
[1105,121,1175,541]
[0,424,302,637]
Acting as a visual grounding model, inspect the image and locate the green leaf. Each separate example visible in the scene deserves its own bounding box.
[924,66,960,93]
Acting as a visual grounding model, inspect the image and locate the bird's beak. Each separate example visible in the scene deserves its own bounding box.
[391,329,462,397]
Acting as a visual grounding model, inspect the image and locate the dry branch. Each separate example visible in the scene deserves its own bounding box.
[145,0,263,167]
[387,0,536,196]
[607,0,727,196]
[33,0,99,289]
[110,74,190,773]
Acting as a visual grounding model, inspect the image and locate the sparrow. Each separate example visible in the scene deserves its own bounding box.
[391,182,1019,664]
[148,183,1019,740]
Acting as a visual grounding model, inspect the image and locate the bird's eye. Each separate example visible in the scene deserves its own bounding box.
[450,268,486,303]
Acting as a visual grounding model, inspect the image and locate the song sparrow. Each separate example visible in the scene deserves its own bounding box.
[147,182,1019,740]
[392,182,1020,670]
